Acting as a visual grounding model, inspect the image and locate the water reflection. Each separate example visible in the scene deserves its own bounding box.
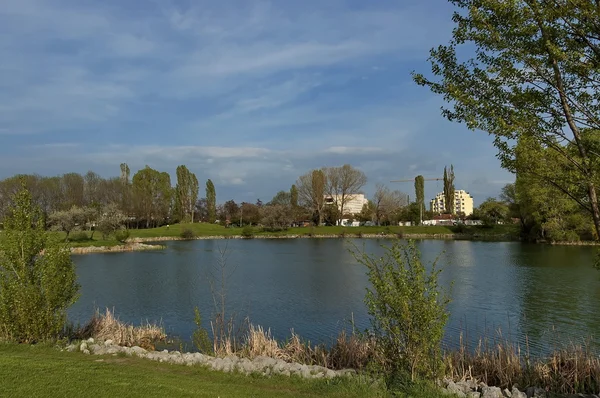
[69,239,599,353]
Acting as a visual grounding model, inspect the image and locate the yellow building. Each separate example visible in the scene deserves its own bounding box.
[430,190,474,216]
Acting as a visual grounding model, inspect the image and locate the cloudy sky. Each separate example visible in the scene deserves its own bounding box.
[0,0,513,205]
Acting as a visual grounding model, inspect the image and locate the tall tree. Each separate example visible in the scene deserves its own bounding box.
[60,173,85,210]
[268,191,291,206]
[296,169,327,225]
[290,185,298,208]
[175,165,199,223]
[119,163,132,217]
[324,165,367,225]
[443,165,455,214]
[413,0,600,240]
[414,175,425,224]
[206,179,216,224]
[132,166,172,228]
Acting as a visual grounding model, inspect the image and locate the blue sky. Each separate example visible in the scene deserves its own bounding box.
[0,0,513,205]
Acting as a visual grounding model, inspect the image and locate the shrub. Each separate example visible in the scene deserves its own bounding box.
[114,229,130,243]
[180,228,195,240]
[192,307,212,354]
[351,240,450,383]
[69,231,90,242]
[0,185,79,343]
[241,225,254,238]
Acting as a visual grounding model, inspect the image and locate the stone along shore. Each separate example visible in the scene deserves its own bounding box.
[66,339,599,398]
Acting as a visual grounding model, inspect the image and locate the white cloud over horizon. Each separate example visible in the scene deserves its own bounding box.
[0,0,513,205]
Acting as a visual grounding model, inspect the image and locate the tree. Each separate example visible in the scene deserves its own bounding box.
[260,205,292,231]
[413,0,600,240]
[119,163,132,218]
[296,169,327,225]
[48,206,86,240]
[373,184,408,225]
[60,173,85,210]
[415,175,425,224]
[475,198,510,227]
[290,185,298,208]
[223,200,239,224]
[240,202,261,226]
[97,203,126,239]
[356,201,376,223]
[175,165,199,223]
[206,179,217,224]
[443,166,455,214]
[324,165,367,225]
[131,166,173,228]
[195,198,209,222]
[268,191,291,206]
[0,184,79,342]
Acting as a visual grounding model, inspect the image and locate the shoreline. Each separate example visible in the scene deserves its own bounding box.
[68,233,598,255]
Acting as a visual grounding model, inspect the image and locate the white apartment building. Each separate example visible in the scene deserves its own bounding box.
[325,193,369,215]
[429,190,474,216]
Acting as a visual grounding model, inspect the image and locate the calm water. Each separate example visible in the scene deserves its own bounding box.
[69,239,600,354]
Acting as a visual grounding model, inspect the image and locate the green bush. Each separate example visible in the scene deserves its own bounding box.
[0,185,79,343]
[68,231,90,242]
[192,307,213,354]
[351,240,450,383]
[180,228,195,240]
[114,229,130,243]
[241,225,254,238]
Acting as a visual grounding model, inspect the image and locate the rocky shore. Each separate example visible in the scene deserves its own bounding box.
[67,338,352,380]
[65,339,598,397]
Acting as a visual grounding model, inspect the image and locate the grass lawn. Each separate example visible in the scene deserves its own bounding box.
[0,223,520,250]
[0,343,433,398]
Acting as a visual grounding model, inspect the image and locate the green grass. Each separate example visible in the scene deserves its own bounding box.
[0,343,391,398]
[127,222,518,240]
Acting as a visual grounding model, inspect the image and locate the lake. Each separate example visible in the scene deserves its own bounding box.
[69,239,600,354]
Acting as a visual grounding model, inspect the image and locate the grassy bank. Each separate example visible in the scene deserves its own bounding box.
[0,343,452,398]
[0,223,520,250]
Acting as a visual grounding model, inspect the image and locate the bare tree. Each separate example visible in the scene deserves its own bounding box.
[373,184,407,225]
[325,164,367,225]
[296,169,327,225]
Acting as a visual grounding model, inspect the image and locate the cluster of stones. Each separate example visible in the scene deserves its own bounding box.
[67,339,600,397]
[68,338,355,380]
[441,378,600,398]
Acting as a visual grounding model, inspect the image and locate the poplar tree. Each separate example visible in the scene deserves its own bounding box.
[206,179,216,224]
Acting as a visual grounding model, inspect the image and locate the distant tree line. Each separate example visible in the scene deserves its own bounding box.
[0,163,416,235]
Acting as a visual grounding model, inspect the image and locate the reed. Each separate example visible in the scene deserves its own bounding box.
[444,332,600,395]
[79,308,166,350]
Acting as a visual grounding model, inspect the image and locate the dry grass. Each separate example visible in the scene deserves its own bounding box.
[445,332,600,395]
[240,324,377,370]
[79,308,166,350]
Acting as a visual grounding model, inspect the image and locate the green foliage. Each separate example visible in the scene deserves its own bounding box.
[414,0,600,240]
[114,229,130,243]
[260,205,291,232]
[0,185,79,342]
[352,240,450,382]
[475,198,510,227]
[97,203,126,239]
[180,228,195,240]
[68,231,90,242]
[241,225,254,238]
[414,176,425,223]
[175,165,199,223]
[443,166,455,215]
[206,179,217,224]
[131,166,172,228]
[192,307,213,354]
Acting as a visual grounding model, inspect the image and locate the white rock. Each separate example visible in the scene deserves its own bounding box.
[510,387,526,398]
[447,381,467,397]
[131,346,147,355]
[80,342,88,352]
[467,392,481,398]
[482,386,503,398]
[82,349,90,355]
[503,388,511,397]
[104,340,113,347]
